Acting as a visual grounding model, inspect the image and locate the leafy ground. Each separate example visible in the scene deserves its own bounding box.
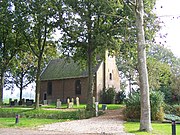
[124,122,180,135]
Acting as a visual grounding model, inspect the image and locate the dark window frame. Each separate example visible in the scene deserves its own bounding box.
[110,73,112,80]
[75,80,81,95]
[47,81,52,95]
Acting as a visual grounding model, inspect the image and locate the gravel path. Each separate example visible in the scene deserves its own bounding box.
[0,108,134,135]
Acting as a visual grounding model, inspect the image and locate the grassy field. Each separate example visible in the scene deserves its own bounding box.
[124,122,180,135]
[41,103,124,110]
[0,104,123,128]
[0,118,66,128]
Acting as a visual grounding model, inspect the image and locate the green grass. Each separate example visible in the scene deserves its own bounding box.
[0,117,66,128]
[124,122,180,135]
[41,103,124,110]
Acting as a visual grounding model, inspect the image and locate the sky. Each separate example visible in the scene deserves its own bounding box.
[155,0,180,57]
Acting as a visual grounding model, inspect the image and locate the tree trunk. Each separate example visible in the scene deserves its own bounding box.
[0,69,5,106]
[86,45,94,111]
[135,0,152,132]
[35,57,42,109]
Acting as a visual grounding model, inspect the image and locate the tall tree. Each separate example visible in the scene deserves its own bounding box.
[14,0,60,108]
[0,0,20,105]
[135,0,152,131]
[11,51,36,103]
[60,0,121,111]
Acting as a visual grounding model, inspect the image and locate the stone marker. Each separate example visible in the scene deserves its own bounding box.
[56,99,61,109]
[76,97,79,107]
[71,98,74,106]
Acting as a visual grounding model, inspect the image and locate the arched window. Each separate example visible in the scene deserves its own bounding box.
[75,80,81,95]
[110,73,112,80]
[47,81,52,95]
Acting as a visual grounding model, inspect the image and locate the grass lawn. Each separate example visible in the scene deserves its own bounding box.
[124,122,180,135]
[41,103,124,110]
[0,117,66,128]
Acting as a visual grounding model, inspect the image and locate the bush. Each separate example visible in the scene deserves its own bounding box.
[164,104,180,117]
[150,91,165,120]
[116,91,126,104]
[100,88,116,104]
[0,108,94,120]
[124,91,165,121]
[124,92,141,120]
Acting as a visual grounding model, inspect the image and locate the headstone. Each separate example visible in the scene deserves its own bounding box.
[14,99,18,106]
[71,98,74,106]
[67,98,70,108]
[43,100,48,105]
[56,99,61,109]
[26,99,33,106]
[76,97,79,107]
[68,102,73,108]
[67,98,70,104]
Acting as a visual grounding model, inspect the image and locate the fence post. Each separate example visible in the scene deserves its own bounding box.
[15,114,20,124]
[172,120,176,135]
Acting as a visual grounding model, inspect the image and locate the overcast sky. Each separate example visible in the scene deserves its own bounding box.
[155,0,180,57]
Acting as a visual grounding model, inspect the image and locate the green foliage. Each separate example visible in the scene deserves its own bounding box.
[164,104,180,117]
[125,91,165,121]
[116,91,126,104]
[124,92,141,120]
[100,88,116,104]
[150,91,165,120]
[0,108,93,120]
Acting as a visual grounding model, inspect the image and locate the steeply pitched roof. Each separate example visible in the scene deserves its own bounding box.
[40,58,89,81]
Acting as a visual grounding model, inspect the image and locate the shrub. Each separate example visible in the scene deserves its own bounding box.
[124,91,165,121]
[0,108,94,120]
[164,104,180,117]
[150,91,165,120]
[116,90,126,104]
[100,88,116,104]
[124,92,141,120]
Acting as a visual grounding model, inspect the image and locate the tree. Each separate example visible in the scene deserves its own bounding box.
[14,0,60,108]
[135,0,152,131]
[116,0,159,96]
[11,51,36,104]
[0,0,21,105]
[60,0,121,111]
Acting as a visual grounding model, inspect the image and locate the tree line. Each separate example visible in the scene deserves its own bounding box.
[1,0,179,132]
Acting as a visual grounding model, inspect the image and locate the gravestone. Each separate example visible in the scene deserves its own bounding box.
[76,97,79,107]
[56,99,61,109]
[14,99,18,106]
[43,100,48,105]
[71,98,74,106]
[67,98,70,104]
[68,102,73,108]
[26,99,33,106]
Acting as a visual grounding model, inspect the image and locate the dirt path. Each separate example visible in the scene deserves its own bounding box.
[0,108,134,135]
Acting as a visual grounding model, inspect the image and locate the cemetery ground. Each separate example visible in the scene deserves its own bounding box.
[0,104,179,135]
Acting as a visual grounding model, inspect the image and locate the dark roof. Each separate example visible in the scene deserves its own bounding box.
[40,58,89,81]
